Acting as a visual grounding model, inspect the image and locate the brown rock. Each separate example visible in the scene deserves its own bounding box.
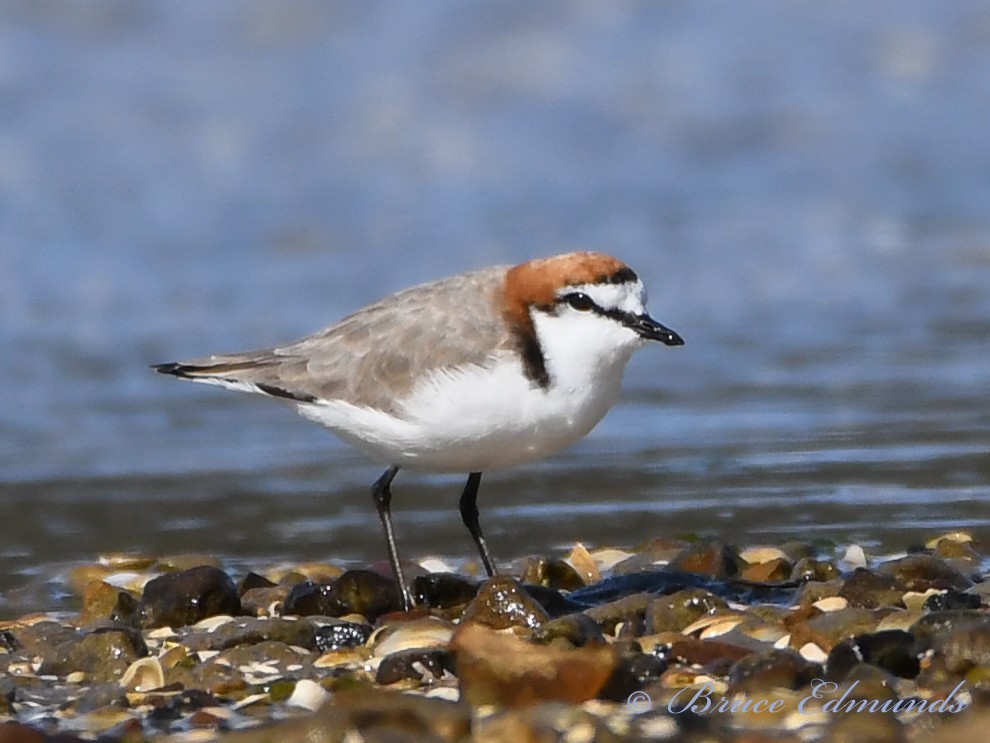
[728,648,822,693]
[666,540,743,578]
[459,576,549,630]
[646,588,729,633]
[790,608,883,652]
[451,623,617,707]
[838,568,902,609]
[791,558,839,583]
[37,627,147,681]
[519,557,585,591]
[742,557,793,583]
[77,581,138,628]
[877,554,973,593]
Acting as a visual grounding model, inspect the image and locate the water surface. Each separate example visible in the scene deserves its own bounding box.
[2,2,989,615]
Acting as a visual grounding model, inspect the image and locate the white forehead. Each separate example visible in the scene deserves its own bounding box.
[561,279,647,314]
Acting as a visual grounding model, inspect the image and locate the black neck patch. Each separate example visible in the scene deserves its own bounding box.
[516,323,551,389]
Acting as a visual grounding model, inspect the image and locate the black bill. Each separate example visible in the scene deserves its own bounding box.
[626,314,684,346]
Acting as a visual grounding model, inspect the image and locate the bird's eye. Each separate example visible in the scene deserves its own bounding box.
[563,292,595,312]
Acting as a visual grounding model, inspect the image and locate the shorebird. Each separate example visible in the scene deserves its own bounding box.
[155,251,683,608]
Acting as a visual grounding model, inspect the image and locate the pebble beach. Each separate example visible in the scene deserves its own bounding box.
[1,531,988,742]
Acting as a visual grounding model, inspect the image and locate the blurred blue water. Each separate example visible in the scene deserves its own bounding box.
[1,2,989,611]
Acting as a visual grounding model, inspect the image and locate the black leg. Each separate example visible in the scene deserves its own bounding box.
[459,471,497,577]
[371,466,414,610]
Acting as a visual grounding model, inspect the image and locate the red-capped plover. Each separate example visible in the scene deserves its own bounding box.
[155,251,684,608]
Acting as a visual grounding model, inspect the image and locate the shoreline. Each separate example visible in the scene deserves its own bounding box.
[1,532,987,742]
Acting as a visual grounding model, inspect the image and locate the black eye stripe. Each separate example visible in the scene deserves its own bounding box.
[555,293,638,325]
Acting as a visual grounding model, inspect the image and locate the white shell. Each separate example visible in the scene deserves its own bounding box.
[286,679,329,711]
[119,657,165,692]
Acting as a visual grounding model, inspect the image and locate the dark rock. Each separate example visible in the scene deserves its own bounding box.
[412,572,478,610]
[146,689,222,725]
[877,554,973,592]
[283,570,399,621]
[789,607,881,652]
[910,610,990,653]
[741,557,792,583]
[181,617,318,652]
[923,590,982,612]
[666,540,743,578]
[727,648,822,693]
[792,558,840,583]
[821,708,905,743]
[8,622,79,659]
[71,682,129,713]
[77,581,138,628]
[238,572,277,595]
[597,652,668,701]
[518,583,578,618]
[314,620,373,652]
[0,722,47,743]
[646,588,729,633]
[138,565,241,629]
[375,648,452,685]
[239,586,291,616]
[38,627,147,681]
[531,613,606,647]
[669,638,753,669]
[838,568,902,609]
[459,576,549,630]
[582,594,652,635]
[519,557,585,591]
[826,630,920,681]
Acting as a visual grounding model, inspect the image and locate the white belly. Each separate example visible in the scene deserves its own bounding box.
[296,355,629,472]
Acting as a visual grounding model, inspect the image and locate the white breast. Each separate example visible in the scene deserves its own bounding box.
[295,344,632,472]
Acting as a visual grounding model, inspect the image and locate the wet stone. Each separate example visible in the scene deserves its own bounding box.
[238,572,277,594]
[38,627,147,681]
[314,620,373,652]
[451,623,617,707]
[375,648,452,685]
[838,568,903,609]
[668,638,754,669]
[877,554,973,592]
[728,648,822,693]
[646,588,729,633]
[923,590,982,612]
[71,682,129,714]
[8,621,79,658]
[582,593,651,635]
[821,709,905,743]
[182,616,318,652]
[792,557,840,583]
[519,557,585,591]
[283,570,399,621]
[666,540,744,578]
[597,652,668,701]
[826,630,920,681]
[531,612,606,647]
[78,581,139,629]
[459,576,549,630]
[411,572,478,610]
[138,565,241,629]
[240,586,291,617]
[789,607,882,652]
[741,557,793,583]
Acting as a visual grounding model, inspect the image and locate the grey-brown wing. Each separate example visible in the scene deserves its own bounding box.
[156,265,514,413]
